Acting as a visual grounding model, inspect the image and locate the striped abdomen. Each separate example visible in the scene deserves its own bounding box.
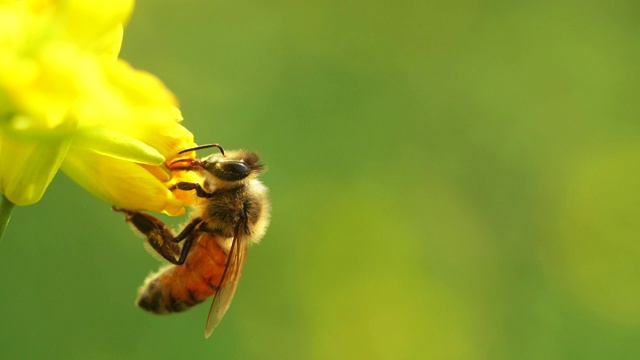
[136,233,228,313]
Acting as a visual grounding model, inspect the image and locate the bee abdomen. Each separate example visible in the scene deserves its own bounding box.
[136,269,215,314]
[136,276,165,312]
[135,234,227,315]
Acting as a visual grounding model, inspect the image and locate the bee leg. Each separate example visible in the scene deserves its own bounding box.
[149,219,201,265]
[172,220,206,265]
[176,232,196,265]
[113,207,201,265]
[169,182,212,198]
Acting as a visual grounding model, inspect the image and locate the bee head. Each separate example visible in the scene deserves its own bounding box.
[175,144,265,184]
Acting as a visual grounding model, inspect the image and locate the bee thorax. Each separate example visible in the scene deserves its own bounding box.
[202,182,266,240]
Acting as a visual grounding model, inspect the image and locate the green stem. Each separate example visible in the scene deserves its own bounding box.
[0,195,15,241]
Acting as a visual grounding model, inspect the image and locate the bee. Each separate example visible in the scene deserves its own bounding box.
[115,144,270,338]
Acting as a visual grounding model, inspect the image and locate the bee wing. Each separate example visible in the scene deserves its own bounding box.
[204,233,249,338]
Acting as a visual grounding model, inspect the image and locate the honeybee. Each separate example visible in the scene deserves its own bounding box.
[115,144,270,338]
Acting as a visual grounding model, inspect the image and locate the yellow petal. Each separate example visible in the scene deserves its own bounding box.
[2,42,81,131]
[0,129,70,205]
[139,163,171,183]
[61,146,186,215]
[73,59,194,158]
[91,24,123,59]
[0,0,196,211]
[58,0,134,52]
[72,127,165,164]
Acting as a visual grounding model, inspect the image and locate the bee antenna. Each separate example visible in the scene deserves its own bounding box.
[178,144,225,156]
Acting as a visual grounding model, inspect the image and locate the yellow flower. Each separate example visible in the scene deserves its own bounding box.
[0,0,194,215]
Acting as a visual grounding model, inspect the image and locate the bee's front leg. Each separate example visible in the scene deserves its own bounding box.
[170,182,213,198]
[113,208,201,265]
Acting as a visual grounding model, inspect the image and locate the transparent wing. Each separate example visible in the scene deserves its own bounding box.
[204,232,249,338]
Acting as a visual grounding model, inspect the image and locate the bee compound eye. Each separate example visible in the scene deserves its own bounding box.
[220,162,250,175]
[209,161,251,181]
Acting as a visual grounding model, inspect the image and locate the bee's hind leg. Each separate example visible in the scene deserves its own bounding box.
[113,207,202,265]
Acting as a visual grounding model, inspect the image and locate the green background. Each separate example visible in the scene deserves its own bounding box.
[2,0,640,358]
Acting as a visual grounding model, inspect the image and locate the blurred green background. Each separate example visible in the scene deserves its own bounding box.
[2,0,640,358]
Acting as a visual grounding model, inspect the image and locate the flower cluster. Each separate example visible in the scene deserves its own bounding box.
[0,0,194,215]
